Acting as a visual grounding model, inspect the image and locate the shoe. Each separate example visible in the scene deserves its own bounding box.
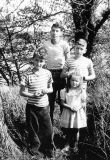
[43,149,54,158]
[61,145,70,153]
[31,155,44,160]
[27,147,44,158]
[69,146,78,155]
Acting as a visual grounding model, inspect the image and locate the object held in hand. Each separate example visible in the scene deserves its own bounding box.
[34,90,42,96]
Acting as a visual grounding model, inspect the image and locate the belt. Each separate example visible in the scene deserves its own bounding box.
[50,69,62,72]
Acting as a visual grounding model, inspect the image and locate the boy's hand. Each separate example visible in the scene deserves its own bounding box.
[34,90,43,97]
[67,70,75,77]
[42,88,49,94]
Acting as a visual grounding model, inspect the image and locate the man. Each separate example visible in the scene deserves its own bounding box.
[44,22,70,123]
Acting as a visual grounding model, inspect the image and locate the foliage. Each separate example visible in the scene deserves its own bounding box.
[0,1,110,160]
[0,0,110,84]
[69,0,110,56]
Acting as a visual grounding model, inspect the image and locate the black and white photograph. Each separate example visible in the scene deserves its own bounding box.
[0,0,110,160]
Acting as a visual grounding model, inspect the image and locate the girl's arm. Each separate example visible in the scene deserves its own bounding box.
[61,99,76,111]
[71,105,83,112]
[61,99,70,108]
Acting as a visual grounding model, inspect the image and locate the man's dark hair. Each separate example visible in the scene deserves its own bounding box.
[51,22,64,31]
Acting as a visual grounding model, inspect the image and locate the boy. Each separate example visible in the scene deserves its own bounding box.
[60,38,96,88]
[44,22,70,123]
[19,47,54,158]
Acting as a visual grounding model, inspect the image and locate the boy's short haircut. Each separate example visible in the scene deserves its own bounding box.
[75,37,87,44]
[75,31,87,44]
[32,47,47,60]
[51,22,64,31]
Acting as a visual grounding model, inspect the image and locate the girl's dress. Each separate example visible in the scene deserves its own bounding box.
[60,88,87,129]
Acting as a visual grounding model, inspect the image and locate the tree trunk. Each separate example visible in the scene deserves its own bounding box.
[71,0,110,58]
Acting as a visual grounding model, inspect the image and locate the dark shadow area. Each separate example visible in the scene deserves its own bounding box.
[3,107,109,160]
[53,129,108,160]
[3,111,28,151]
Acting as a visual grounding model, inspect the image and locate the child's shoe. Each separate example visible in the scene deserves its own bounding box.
[69,144,78,155]
[43,148,54,158]
[27,146,44,158]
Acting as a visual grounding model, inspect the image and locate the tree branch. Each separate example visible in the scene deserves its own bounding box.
[14,10,71,34]
[95,9,110,33]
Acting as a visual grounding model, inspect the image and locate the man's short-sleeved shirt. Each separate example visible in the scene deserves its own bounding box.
[44,40,70,70]
[21,68,53,107]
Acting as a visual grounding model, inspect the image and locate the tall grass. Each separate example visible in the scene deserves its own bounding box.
[0,44,110,160]
[0,86,67,160]
[0,86,31,160]
[86,44,110,160]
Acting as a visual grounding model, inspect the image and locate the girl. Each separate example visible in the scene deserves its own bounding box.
[60,72,87,154]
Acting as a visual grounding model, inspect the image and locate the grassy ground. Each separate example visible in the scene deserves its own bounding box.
[0,85,110,160]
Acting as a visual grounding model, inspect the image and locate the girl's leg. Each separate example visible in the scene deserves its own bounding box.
[61,128,71,147]
[74,129,79,151]
[70,128,79,153]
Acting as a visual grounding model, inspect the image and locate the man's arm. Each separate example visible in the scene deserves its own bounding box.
[64,42,70,60]
[60,66,75,78]
[60,68,69,78]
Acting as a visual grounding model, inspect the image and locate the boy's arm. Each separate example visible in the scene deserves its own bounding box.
[42,71,53,94]
[19,84,35,98]
[42,83,53,94]
[84,60,96,81]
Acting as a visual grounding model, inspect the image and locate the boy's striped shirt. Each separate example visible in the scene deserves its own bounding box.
[64,56,94,77]
[21,68,53,107]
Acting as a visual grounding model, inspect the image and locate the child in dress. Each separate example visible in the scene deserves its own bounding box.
[60,72,87,153]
